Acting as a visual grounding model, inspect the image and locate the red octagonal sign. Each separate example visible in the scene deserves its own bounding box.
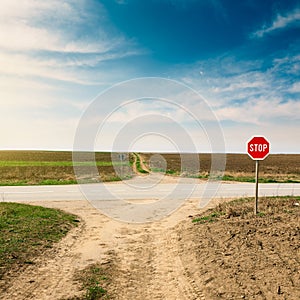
[247,136,270,160]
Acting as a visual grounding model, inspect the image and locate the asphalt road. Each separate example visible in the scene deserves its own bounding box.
[1,175,299,222]
[0,176,299,203]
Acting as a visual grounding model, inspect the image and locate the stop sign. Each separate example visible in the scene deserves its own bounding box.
[247,136,270,160]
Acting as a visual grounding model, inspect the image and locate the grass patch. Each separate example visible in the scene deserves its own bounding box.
[0,161,129,167]
[166,169,177,175]
[39,179,78,185]
[151,167,165,173]
[221,174,255,182]
[0,161,115,167]
[192,211,225,224]
[192,196,300,223]
[83,265,109,300]
[71,264,112,300]
[0,176,133,186]
[0,202,79,279]
[188,174,300,183]
[151,167,179,175]
[0,180,30,186]
[101,175,132,182]
[0,179,78,186]
[221,174,300,183]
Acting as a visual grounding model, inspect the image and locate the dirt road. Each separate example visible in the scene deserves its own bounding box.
[0,191,220,299]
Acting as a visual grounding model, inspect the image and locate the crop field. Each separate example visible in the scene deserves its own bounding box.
[0,151,133,185]
[0,151,299,185]
[141,153,300,183]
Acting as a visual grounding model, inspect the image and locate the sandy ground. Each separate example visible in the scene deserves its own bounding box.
[0,191,226,299]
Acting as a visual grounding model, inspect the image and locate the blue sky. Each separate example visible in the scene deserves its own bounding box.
[0,0,299,153]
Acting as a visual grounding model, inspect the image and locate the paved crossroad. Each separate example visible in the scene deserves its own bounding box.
[0,178,299,203]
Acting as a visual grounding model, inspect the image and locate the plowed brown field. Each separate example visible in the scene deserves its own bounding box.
[141,153,300,182]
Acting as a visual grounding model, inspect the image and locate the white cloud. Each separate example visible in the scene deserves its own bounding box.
[211,80,265,93]
[0,0,124,54]
[176,52,300,144]
[182,69,272,110]
[253,8,300,38]
[0,23,125,54]
[216,97,300,125]
[289,82,300,93]
[0,52,100,85]
[0,1,140,84]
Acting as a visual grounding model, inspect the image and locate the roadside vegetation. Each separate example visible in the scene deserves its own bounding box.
[0,203,79,281]
[192,195,300,223]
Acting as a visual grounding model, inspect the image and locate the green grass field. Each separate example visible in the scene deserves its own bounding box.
[0,203,79,280]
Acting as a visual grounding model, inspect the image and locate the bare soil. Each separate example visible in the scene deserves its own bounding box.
[178,196,300,299]
[0,195,299,300]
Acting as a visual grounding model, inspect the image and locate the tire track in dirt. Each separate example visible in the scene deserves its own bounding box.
[109,218,206,300]
[1,215,85,299]
[149,228,205,300]
[118,196,237,300]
